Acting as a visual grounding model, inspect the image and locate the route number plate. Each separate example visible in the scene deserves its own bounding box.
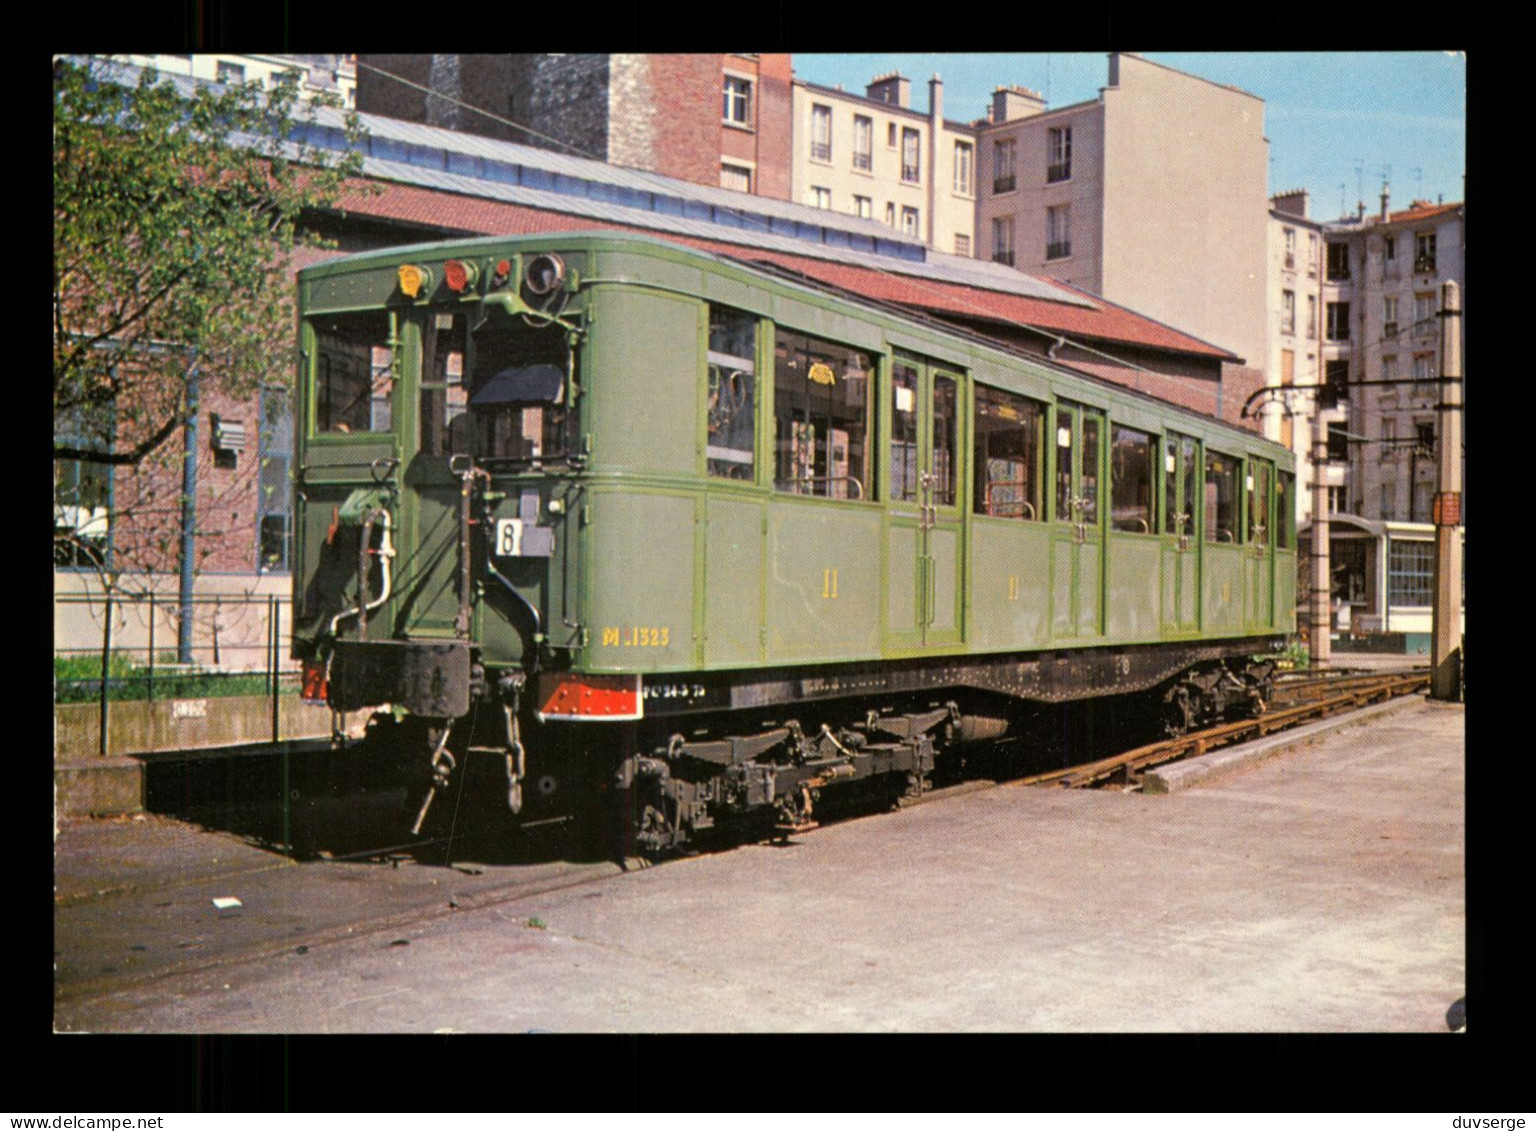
[495,517,524,557]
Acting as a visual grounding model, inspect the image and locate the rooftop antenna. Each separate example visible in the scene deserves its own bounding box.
[1354,158,1366,215]
[1412,167,1424,197]
[1339,182,1347,218]
[1044,54,1051,105]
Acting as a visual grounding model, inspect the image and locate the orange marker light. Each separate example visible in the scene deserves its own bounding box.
[397,264,430,298]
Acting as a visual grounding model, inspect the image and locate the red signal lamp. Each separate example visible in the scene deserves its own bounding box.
[444,259,478,293]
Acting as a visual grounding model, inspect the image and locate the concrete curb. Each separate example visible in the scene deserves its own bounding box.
[1141,693,1430,794]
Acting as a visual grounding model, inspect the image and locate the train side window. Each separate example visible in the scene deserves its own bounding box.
[707,307,757,481]
[420,312,469,457]
[313,311,394,435]
[1204,451,1238,543]
[1277,471,1295,549]
[1080,413,1100,524]
[468,315,572,462]
[973,385,1042,520]
[774,329,872,499]
[1247,460,1273,545]
[932,374,957,507]
[1164,433,1199,537]
[892,360,920,502]
[1110,425,1155,533]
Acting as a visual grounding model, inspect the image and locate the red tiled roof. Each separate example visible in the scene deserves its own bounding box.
[323,178,1240,362]
[1387,201,1462,226]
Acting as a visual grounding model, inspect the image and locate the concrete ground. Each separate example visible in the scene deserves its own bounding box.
[54,694,1463,1033]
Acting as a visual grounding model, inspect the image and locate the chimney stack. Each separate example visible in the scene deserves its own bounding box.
[866,71,911,108]
[990,84,1046,124]
[1380,182,1391,222]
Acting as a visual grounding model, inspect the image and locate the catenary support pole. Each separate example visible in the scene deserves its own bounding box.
[1431,280,1463,700]
[1310,405,1331,669]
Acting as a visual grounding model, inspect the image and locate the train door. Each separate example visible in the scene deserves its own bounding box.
[1050,402,1105,639]
[1245,458,1276,630]
[398,311,471,640]
[884,355,963,650]
[1160,432,1201,635]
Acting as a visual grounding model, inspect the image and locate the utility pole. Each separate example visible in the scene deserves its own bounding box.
[1310,402,1331,669]
[1430,280,1463,700]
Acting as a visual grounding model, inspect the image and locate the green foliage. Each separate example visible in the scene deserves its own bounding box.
[54,651,291,703]
[53,57,367,469]
[1275,638,1310,669]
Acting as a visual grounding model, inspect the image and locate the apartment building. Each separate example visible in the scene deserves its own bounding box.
[1320,194,1465,526]
[789,72,977,256]
[974,53,1270,404]
[1266,189,1334,524]
[356,54,794,201]
[123,53,356,105]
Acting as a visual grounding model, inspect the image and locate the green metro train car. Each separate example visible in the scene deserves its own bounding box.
[292,231,1295,851]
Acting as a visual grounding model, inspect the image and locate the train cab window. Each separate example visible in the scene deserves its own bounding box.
[1276,471,1295,549]
[312,311,395,435]
[1247,461,1273,546]
[1110,425,1155,533]
[1204,451,1239,543]
[706,307,757,480]
[420,312,469,457]
[468,315,572,463]
[1164,433,1199,538]
[973,385,1043,519]
[774,329,872,499]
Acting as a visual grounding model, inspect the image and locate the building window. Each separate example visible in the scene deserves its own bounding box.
[706,307,758,481]
[1414,291,1436,336]
[1325,301,1351,341]
[900,128,920,184]
[1412,352,1436,396]
[954,233,971,257]
[1326,422,1349,464]
[1307,233,1319,276]
[53,405,114,569]
[257,385,293,572]
[720,163,752,193]
[993,138,1016,193]
[1384,234,1396,262]
[853,115,872,171]
[992,216,1014,266]
[1323,359,1349,408]
[723,75,753,126]
[1383,295,1398,337]
[1046,204,1071,260]
[810,103,832,162]
[1326,242,1351,281]
[954,140,974,195]
[1388,540,1434,606]
[973,385,1043,520]
[1306,295,1317,339]
[887,122,897,147]
[1281,290,1296,335]
[885,202,895,228]
[1283,227,1296,269]
[216,60,246,85]
[1382,355,1397,386]
[1047,126,1072,182]
[773,328,872,499]
[853,195,872,219]
[1415,232,1437,273]
[810,185,831,210]
[900,206,920,237]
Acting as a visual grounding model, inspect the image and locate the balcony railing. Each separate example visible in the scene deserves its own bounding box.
[1047,162,1071,183]
[993,174,1015,194]
[1046,240,1072,260]
[901,163,920,184]
[993,251,1015,267]
[810,140,831,162]
[1383,321,1399,338]
[1414,255,1437,273]
[852,150,871,171]
[1284,252,1295,269]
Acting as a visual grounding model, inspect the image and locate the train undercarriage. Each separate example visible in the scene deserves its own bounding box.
[330,639,1279,856]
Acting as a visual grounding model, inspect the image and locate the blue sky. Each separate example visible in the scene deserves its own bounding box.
[789,53,1466,222]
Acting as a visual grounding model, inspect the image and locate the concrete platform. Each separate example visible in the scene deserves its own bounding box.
[54,694,1464,1033]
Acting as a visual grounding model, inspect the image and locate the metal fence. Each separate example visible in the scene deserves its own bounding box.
[54,589,300,707]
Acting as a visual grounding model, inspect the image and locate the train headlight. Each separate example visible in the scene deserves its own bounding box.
[397,264,433,298]
[524,253,566,297]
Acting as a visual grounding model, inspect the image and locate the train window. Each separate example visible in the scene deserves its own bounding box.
[932,374,957,507]
[313,311,394,435]
[1080,414,1100,525]
[420,312,469,457]
[1164,433,1199,537]
[973,385,1042,520]
[706,307,757,480]
[774,329,872,499]
[892,361,920,502]
[468,315,572,462]
[1204,451,1239,543]
[1276,471,1295,549]
[1247,460,1273,546]
[1110,425,1155,533]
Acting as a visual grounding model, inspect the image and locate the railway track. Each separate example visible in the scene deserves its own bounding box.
[1013,667,1430,791]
